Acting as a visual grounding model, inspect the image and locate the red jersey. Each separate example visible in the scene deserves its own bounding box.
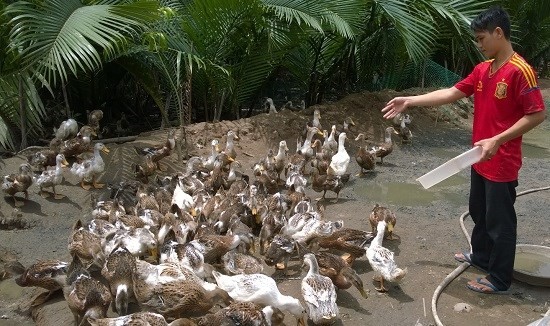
[454,52,545,182]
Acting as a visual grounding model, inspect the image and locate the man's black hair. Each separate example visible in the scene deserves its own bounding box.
[471,6,511,40]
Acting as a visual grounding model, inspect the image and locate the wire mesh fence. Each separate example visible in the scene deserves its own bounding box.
[375,59,462,91]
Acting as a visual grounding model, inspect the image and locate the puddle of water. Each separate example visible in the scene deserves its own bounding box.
[355,176,468,207]
[522,143,550,159]
[514,252,550,277]
[435,174,469,187]
[522,121,550,158]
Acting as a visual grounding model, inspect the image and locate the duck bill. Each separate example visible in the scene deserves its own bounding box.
[387,224,394,232]
[359,287,369,298]
[149,247,158,261]
[254,211,262,224]
[233,134,240,141]
[62,159,70,167]
[190,207,197,217]
[102,147,110,154]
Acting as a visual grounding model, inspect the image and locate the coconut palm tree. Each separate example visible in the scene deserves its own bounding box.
[0,0,161,150]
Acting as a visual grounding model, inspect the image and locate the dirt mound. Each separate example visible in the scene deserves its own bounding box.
[183,89,472,161]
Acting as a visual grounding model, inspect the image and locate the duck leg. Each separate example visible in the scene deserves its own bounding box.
[80,179,91,191]
[331,191,340,203]
[92,175,105,189]
[373,275,388,292]
[52,186,65,199]
[13,195,24,208]
[39,187,51,198]
[315,190,327,201]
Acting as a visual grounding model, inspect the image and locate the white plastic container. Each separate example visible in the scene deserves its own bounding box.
[417,146,483,189]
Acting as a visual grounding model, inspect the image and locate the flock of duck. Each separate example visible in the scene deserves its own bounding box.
[5,108,414,325]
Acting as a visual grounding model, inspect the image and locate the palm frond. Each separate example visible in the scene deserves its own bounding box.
[374,0,437,61]
[0,71,45,150]
[262,0,325,34]
[6,0,160,86]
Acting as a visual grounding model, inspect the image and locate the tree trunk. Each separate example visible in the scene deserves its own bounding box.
[178,69,192,162]
[215,90,226,122]
[162,92,172,129]
[19,75,27,150]
[62,82,71,118]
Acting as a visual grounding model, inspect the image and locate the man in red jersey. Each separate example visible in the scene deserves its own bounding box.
[381,6,545,293]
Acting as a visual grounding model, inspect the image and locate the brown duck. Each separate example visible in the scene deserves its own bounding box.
[354,133,376,176]
[15,259,69,306]
[315,251,368,298]
[27,138,63,171]
[369,203,397,240]
[59,125,95,158]
[101,247,136,316]
[372,127,397,164]
[311,167,349,203]
[2,163,34,207]
[308,228,374,265]
[136,129,177,171]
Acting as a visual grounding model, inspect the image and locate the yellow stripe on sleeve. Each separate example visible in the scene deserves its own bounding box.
[510,58,537,88]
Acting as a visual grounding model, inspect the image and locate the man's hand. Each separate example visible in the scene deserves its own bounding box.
[474,137,500,162]
[381,97,411,119]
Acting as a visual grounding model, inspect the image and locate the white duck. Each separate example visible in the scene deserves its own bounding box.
[300,126,323,160]
[328,132,350,177]
[102,228,158,261]
[70,142,109,190]
[55,118,79,141]
[323,125,338,155]
[301,253,339,325]
[292,219,343,245]
[212,271,305,325]
[160,239,206,279]
[398,118,412,143]
[366,220,407,292]
[273,140,289,180]
[312,109,322,131]
[36,153,68,199]
[265,98,277,114]
[203,139,220,171]
[282,211,321,237]
[224,130,239,160]
[171,180,197,217]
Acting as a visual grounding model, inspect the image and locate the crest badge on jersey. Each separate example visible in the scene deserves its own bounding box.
[476,81,483,92]
[495,81,508,99]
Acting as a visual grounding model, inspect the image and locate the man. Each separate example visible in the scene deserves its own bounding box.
[381,6,546,293]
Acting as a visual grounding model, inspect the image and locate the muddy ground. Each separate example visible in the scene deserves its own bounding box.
[0,82,549,326]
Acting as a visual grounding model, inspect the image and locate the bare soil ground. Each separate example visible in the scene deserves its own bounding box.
[0,82,549,326]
